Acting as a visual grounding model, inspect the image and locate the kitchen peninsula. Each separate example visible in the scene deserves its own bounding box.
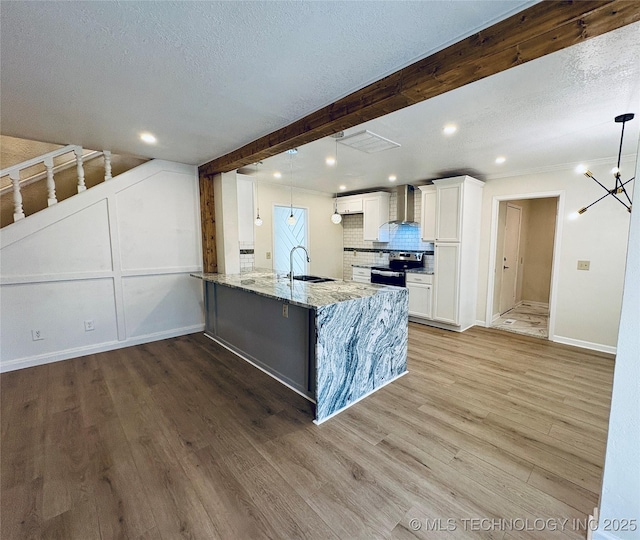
[191,270,408,423]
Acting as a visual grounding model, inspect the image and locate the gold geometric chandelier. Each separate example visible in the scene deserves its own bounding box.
[579,113,634,215]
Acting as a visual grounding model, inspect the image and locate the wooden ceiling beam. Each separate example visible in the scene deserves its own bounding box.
[199,0,640,177]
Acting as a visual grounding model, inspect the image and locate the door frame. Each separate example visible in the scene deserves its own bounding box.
[485,190,564,341]
[272,203,310,274]
[498,203,523,315]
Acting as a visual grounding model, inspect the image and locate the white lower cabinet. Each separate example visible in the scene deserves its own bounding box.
[432,243,460,325]
[352,266,371,283]
[406,273,433,319]
[407,283,432,319]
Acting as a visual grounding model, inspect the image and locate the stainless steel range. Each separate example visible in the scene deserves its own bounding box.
[370,252,424,287]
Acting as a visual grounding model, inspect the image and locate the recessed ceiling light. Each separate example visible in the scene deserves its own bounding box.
[388,175,397,182]
[273,172,282,179]
[326,157,336,166]
[443,124,457,136]
[495,156,506,164]
[140,132,157,144]
[575,164,588,174]
[339,185,347,191]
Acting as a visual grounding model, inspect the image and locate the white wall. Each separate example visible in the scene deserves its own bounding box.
[0,160,204,372]
[213,171,240,274]
[253,181,343,279]
[595,151,640,540]
[478,161,633,352]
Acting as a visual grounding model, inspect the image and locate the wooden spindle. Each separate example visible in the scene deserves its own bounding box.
[103,150,112,181]
[10,171,25,221]
[44,157,57,206]
[75,147,86,192]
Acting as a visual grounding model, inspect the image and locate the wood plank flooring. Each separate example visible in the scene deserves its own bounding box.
[1,324,614,539]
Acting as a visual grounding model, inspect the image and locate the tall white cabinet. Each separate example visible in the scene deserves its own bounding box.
[418,176,484,331]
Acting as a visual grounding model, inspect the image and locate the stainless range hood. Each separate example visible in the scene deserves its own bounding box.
[387,185,419,226]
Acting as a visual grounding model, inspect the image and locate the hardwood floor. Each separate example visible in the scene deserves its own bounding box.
[1,324,614,539]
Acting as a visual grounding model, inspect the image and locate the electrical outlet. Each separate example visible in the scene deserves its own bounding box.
[282,304,289,318]
[266,251,271,260]
[31,329,44,341]
[577,260,590,271]
[84,319,95,331]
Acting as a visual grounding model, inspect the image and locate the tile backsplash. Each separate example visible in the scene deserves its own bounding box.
[239,241,255,272]
[342,190,434,279]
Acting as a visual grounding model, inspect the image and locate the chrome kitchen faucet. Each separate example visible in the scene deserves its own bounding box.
[289,245,310,287]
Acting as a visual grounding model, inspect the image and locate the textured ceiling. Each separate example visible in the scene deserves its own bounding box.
[253,22,640,193]
[1,0,534,166]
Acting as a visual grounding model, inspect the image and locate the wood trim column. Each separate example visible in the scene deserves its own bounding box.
[199,170,217,273]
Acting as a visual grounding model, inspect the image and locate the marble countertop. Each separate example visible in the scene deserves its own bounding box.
[406,268,434,275]
[191,269,404,309]
[351,264,376,268]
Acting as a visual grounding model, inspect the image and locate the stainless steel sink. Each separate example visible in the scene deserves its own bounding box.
[292,275,335,283]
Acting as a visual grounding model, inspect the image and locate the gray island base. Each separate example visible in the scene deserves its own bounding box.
[191,270,408,423]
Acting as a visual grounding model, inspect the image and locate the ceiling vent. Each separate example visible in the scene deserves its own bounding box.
[338,130,401,153]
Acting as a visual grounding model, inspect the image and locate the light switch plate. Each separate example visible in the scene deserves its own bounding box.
[577,260,590,271]
[266,252,271,260]
[282,304,289,318]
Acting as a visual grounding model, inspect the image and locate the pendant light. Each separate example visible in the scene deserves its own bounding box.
[331,193,342,224]
[578,113,634,215]
[254,161,263,227]
[330,134,342,224]
[286,149,297,226]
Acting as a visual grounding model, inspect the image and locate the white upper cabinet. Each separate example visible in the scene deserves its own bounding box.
[336,195,363,214]
[418,185,436,242]
[434,181,463,242]
[363,192,390,242]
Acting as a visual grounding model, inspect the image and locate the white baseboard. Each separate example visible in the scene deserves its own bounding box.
[203,332,316,404]
[552,335,616,355]
[0,324,205,373]
[409,316,474,333]
[520,300,550,309]
[492,313,501,323]
[313,370,408,425]
[476,319,488,327]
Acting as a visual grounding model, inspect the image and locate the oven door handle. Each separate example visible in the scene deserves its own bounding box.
[372,269,403,277]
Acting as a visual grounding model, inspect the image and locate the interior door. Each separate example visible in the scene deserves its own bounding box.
[273,205,307,275]
[499,204,521,315]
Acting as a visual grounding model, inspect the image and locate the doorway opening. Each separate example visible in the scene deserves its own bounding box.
[273,205,308,275]
[488,195,560,340]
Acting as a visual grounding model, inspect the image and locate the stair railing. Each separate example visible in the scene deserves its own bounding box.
[0,145,112,223]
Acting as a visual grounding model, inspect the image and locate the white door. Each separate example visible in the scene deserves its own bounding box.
[273,206,308,275]
[432,243,460,324]
[499,204,522,315]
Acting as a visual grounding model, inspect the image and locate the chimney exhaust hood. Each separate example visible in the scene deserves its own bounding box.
[387,185,419,226]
